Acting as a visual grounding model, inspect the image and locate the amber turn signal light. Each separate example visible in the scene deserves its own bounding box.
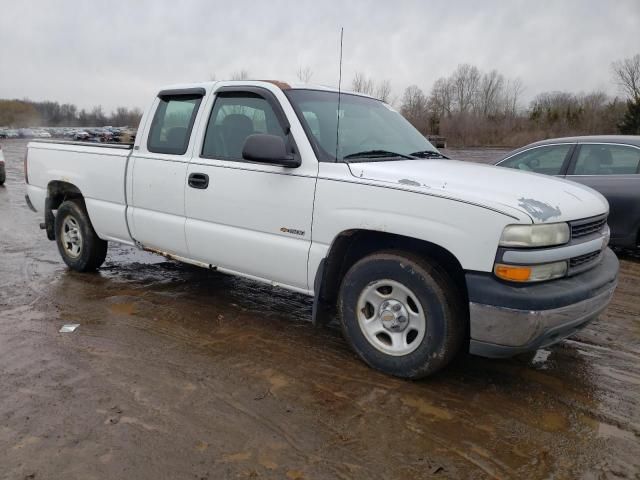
[494,264,532,282]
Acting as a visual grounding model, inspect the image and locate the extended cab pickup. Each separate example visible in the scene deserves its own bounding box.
[25,81,619,378]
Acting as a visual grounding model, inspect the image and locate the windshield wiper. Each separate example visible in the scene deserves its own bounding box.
[343,150,416,161]
[410,150,449,159]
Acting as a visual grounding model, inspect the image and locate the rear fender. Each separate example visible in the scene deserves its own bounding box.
[45,181,84,240]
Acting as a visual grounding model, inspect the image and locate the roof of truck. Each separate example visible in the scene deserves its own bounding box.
[156,80,375,99]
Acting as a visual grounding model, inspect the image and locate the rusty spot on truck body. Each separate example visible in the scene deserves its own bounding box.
[518,197,562,221]
[143,246,175,262]
[258,80,291,90]
[142,246,217,270]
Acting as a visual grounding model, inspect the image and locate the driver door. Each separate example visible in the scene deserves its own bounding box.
[184,87,317,292]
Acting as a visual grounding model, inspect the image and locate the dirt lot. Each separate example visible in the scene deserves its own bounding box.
[1,139,638,479]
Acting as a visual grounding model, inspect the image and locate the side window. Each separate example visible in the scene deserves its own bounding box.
[202,93,287,161]
[499,145,572,175]
[148,96,202,155]
[572,144,640,175]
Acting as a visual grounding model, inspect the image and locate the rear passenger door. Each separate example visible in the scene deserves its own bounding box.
[184,86,317,291]
[567,143,640,245]
[129,89,205,256]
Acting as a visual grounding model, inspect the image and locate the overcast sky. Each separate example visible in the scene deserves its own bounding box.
[1,0,638,112]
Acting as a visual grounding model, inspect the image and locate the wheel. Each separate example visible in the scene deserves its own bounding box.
[55,199,108,272]
[339,251,465,379]
[0,164,5,185]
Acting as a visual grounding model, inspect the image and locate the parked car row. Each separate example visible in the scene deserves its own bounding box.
[496,135,640,248]
[0,126,136,143]
[0,128,50,139]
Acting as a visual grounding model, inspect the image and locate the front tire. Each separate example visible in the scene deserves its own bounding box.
[339,251,465,379]
[55,200,107,272]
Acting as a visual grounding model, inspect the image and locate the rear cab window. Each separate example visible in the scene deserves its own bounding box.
[148,93,203,155]
[572,144,640,175]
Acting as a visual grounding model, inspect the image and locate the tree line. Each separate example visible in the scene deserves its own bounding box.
[0,99,142,128]
[3,54,639,145]
[347,53,640,146]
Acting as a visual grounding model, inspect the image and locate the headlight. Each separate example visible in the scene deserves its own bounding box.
[602,225,610,248]
[499,223,570,248]
[494,261,567,283]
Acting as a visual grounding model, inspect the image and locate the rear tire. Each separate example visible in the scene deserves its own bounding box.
[0,164,5,185]
[339,251,465,379]
[55,200,107,272]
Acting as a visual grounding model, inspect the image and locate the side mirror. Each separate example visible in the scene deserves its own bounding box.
[242,134,300,168]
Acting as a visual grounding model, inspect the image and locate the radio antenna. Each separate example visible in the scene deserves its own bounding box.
[335,27,344,163]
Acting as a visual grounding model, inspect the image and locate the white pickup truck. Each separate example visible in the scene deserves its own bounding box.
[25,80,619,378]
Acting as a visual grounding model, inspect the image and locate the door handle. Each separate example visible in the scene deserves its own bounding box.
[188,173,209,189]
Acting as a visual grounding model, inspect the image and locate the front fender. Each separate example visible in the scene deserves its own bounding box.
[308,176,525,289]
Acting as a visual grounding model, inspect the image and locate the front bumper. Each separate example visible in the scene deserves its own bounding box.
[466,248,619,358]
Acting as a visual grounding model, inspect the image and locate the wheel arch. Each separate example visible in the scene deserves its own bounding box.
[47,180,84,207]
[316,229,468,314]
[44,181,85,240]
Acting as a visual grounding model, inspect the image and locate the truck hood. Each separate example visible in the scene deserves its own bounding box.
[348,159,609,224]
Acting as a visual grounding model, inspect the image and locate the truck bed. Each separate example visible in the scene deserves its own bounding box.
[26,140,134,245]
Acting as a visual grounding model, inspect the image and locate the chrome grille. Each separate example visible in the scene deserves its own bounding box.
[569,250,601,268]
[571,216,607,239]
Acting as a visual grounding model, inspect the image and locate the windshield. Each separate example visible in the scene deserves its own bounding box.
[285,89,439,162]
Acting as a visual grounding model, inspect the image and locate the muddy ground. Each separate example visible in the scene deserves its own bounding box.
[0,139,638,479]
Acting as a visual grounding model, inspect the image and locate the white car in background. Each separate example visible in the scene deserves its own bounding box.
[33,130,52,138]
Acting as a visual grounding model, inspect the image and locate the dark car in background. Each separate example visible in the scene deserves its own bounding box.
[0,144,5,185]
[496,136,640,248]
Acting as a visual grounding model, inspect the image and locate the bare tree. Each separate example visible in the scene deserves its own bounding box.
[580,91,610,132]
[296,66,313,83]
[504,77,524,116]
[375,80,392,102]
[352,72,375,95]
[477,70,505,116]
[429,77,454,117]
[612,54,640,102]
[90,106,107,125]
[451,64,481,112]
[231,69,250,80]
[400,85,430,133]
